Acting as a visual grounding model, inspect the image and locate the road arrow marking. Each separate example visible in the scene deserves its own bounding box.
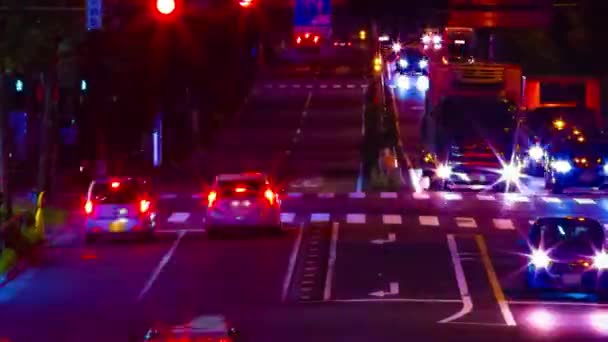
[371,233,396,245]
[369,282,399,297]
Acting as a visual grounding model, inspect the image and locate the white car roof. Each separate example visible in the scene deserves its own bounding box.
[216,173,266,182]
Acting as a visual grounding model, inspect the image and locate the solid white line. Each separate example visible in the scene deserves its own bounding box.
[508,300,608,307]
[542,196,561,203]
[282,223,304,302]
[439,234,473,323]
[326,298,462,304]
[443,192,462,201]
[476,194,496,201]
[280,212,296,224]
[138,231,186,301]
[323,221,339,301]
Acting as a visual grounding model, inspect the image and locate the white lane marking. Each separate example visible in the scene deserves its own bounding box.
[332,84,342,88]
[508,300,608,307]
[382,214,402,225]
[287,192,303,198]
[476,194,496,201]
[159,193,177,199]
[167,212,190,223]
[282,223,304,302]
[138,231,186,301]
[155,229,204,234]
[318,192,335,198]
[346,214,366,224]
[305,84,313,89]
[349,192,366,199]
[380,192,398,198]
[191,193,203,199]
[542,196,561,203]
[419,216,439,226]
[320,84,328,89]
[455,217,477,228]
[311,213,330,222]
[361,84,368,88]
[574,198,596,204]
[443,193,462,201]
[279,84,287,88]
[292,84,301,88]
[504,194,530,202]
[280,212,296,224]
[324,222,339,301]
[493,219,515,230]
[528,220,535,225]
[330,298,462,304]
[439,235,473,323]
[347,84,355,88]
[264,84,272,88]
[413,192,430,200]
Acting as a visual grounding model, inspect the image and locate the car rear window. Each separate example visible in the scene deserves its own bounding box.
[530,220,604,250]
[91,181,139,204]
[217,179,266,197]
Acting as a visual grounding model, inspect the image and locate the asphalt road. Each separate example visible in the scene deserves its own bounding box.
[2,62,608,341]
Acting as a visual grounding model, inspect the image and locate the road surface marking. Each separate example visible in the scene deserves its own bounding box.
[380,192,398,198]
[349,192,366,199]
[439,235,473,323]
[301,280,314,285]
[280,213,295,224]
[155,229,204,234]
[305,84,313,89]
[346,214,366,224]
[542,196,561,203]
[301,287,313,292]
[331,298,462,304]
[320,84,328,88]
[419,216,439,226]
[138,231,186,301]
[324,222,339,301]
[574,198,596,204]
[508,300,608,307]
[356,163,364,192]
[318,193,335,198]
[287,192,303,198]
[493,219,515,230]
[443,193,462,201]
[191,193,203,199]
[361,84,368,88]
[528,220,535,225]
[504,194,529,202]
[347,84,355,88]
[475,235,517,326]
[264,84,272,88]
[476,194,495,201]
[159,193,177,199]
[292,84,301,88]
[412,192,430,200]
[304,266,316,271]
[382,215,402,225]
[167,212,190,223]
[455,217,477,228]
[282,223,304,302]
[279,84,287,88]
[332,84,342,88]
[310,213,330,222]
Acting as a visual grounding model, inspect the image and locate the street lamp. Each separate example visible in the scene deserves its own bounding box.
[156,0,176,15]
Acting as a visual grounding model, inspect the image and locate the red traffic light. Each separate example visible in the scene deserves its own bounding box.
[239,0,253,7]
[156,0,176,15]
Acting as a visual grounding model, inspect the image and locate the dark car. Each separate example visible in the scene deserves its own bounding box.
[526,217,608,300]
[396,47,428,75]
[543,133,608,194]
[294,32,321,52]
[420,97,519,191]
[516,106,600,175]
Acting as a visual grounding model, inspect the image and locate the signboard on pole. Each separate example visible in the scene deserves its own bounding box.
[293,0,331,36]
[86,0,103,30]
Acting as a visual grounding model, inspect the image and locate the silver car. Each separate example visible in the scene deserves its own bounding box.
[84,177,157,242]
[205,173,282,235]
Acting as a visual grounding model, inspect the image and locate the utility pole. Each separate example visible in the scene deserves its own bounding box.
[37,70,56,199]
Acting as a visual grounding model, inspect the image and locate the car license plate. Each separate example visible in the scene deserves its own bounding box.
[109,220,126,232]
[562,273,582,285]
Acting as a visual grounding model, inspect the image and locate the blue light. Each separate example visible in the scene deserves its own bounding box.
[15,79,24,92]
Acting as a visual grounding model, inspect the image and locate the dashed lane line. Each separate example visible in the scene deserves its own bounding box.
[282,223,304,302]
[138,231,186,301]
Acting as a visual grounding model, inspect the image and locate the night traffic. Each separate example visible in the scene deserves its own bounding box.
[2,0,608,341]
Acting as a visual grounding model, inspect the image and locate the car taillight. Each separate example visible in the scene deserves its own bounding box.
[208,191,217,207]
[264,189,276,206]
[313,36,319,43]
[85,200,93,214]
[140,199,151,213]
[234,187,247,193]
[296,36,301,44]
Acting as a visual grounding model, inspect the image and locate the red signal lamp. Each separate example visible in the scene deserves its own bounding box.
[156,0,176,15]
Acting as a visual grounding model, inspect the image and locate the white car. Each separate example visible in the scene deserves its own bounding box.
[205,173,282,236]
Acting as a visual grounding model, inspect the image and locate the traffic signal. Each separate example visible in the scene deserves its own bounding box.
[156,0,176,15]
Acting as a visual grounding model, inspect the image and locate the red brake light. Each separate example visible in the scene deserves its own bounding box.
[234,187,247,193]
[140,200,151,213]
[305,33,310,39]
[347,42,352,46]
[313,36,319,43]
[296,36,301,44]
[85,200,93,214]
[111,181,120,188]
[264,189,275,205]
[208,191,217,207]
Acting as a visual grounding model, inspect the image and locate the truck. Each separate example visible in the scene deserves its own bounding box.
[420,61,524,191]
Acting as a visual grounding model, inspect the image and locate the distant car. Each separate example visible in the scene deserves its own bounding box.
[543,133,608,194]
[526,217,608,300]
[143,315,238,341]
[516,106,600,176]
[295,32,321,51]
[332,38,353,48]
[205,172,282,236]
[396,48,428,75]
[84,177,156,242]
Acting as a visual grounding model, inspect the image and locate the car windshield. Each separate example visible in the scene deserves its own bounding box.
[91,180,139,204]
[438,98,516,140]
[531,220,604,250]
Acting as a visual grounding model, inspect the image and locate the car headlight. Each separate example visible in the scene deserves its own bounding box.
[502,164,521,181]
[528,146,544,161]
[397,75,410,89]
[392,43,401,52]
[416,76,429,92]
[418,60,428,69]
[530,249,551,269]
[436,165,452,179]
[603,163,608,174]
[594,251,608,269]
[551,160,572,173]
[432,35,441,44]
[399,59,408,68]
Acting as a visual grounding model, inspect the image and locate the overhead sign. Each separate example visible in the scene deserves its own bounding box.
[294,0,331,34]
[86,0,103,30]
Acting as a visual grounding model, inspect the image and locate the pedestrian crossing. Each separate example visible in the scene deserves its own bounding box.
[257,83,369,90]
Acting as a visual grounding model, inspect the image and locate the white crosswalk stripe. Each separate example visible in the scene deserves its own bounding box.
[443,193,462,201]
[504,194,530,202]
[419,216,439,226]
[455,217,477,228]
[348,192,366,199]
[346,214,366,224]
[167,212,190,223]
[493,218,515,230]
[382,215,402,225]
[311,213,330,223]
[281,213,296,224]
[380,192,398,198]
[287,192,303,198]
[574,198,595,204]
[412,192,430,200]
[318,193,335,198]
[476,194,495,201]
[542,196,561,203]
